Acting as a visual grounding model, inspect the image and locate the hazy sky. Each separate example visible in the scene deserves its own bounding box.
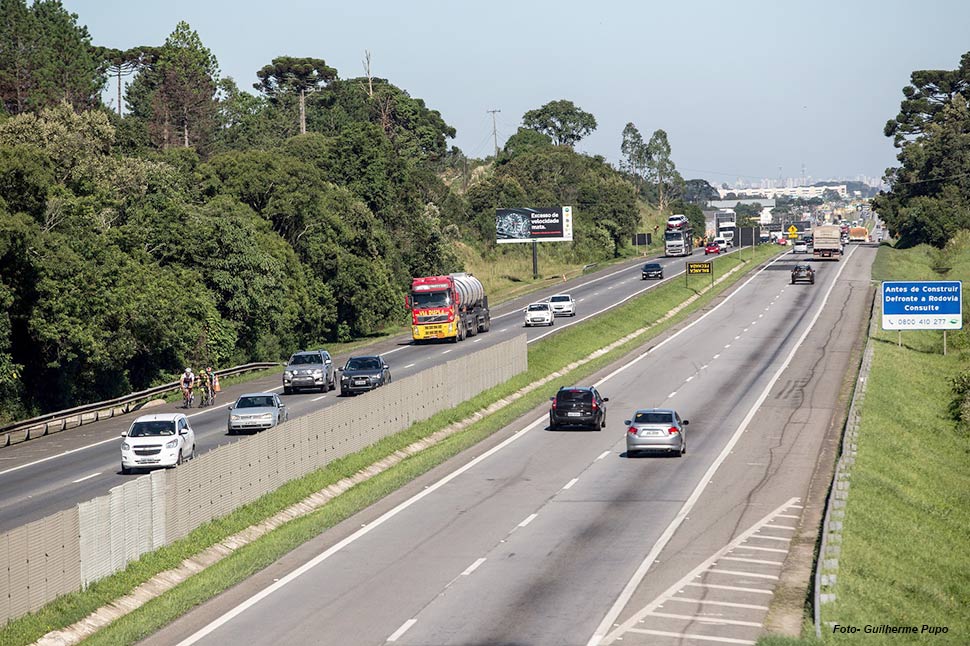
[63,0,970,185]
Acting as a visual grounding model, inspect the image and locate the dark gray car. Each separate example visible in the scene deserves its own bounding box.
[642,263,664,280]
[283,349,336,394]
[339,356,391,395]
[227,392,288,435]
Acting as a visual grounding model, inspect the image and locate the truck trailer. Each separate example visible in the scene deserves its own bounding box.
[407,273,490,343]
[812,224,842,260]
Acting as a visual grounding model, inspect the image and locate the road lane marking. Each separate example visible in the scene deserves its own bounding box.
[703,569,778,580]
[684,582,773,594]
[563,478,579,490]
[311,395,327,402]
[724,344,731,349]
[700,364,709,370]
[596,450,610,461]
[766,524,797,530]
[775,514,799,519]
[712,353,720,359]
[517,513,537,528]
[646,611,763,627]
[591,248,859,646]
[404,363,415,369]
[749,535,790,542]
[628,629,755,644]
[461,558,486,576]
[743,328,749,333]
[685,376,694,383]
[72,472,101,483]
[664,598,769,610]
[473,338,482,343]
[667,391,677,398]
[387,619,417,642]
[441,349,453,354]
[732,545,787,554]
[734,335,741,340]
[720,556,782,566]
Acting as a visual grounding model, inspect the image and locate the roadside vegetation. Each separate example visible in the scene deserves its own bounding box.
[0,244,782,646]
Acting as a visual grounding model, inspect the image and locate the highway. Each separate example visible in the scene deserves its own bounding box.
[124,243,876,646]
[0,246,735,533]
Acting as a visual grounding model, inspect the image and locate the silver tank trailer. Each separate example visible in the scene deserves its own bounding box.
[450,273,485,308]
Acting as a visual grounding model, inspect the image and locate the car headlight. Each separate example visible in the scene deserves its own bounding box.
[121,442,130,451]
[230,415,240,421]
[312,369,323,376]
[284,370,292,378]
[165,439,178,449]
[257,413,273,421]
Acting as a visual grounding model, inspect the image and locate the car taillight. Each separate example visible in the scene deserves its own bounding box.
[628,427,638,435]
[668,426,680,435]
[591,401,598,412]
[551,399,557,410]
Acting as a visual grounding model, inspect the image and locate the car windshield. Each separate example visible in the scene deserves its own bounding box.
[236,396,274,408]
[558,389,592,404]
[128,421,177,437]
[346,357,381,370]
[289,354,322,365]
[664,231,684,241]
[550,295,570,302]
[411,291,451,308]
[528,304,550,311]
[643,264,661,271]
[634,412,673,425]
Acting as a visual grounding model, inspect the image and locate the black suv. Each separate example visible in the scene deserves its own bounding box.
[283,349,336,394]
[549,386,608,431]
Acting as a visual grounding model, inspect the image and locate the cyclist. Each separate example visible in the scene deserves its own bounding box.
[199,366,215,406]
[180,367,195,408]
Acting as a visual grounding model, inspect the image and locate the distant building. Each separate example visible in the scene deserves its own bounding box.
[716,185,847,200]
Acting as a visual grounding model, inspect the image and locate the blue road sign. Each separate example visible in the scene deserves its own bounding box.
[882,281,962,330]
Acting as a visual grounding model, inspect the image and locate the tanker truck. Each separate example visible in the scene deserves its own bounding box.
[407,273,491,343]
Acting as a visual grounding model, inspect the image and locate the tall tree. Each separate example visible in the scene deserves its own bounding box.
[96,46,157,115]
[255,56,337,135]
[620,122,648,186]
[522,99,597,147]
[646,129,677,212]
[0,0,103,114]
[129,21,219,150]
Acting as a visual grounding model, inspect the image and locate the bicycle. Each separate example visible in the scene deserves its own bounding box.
[182,387,194,409]
[199,384,215,407]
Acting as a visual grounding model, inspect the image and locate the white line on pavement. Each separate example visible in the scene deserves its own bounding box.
[517,513,537,528]
[461,558,486,576]
[311,395,327,402]
[596,450,610,461]
[387,619,417,642]
[563,478,579,490]
[71,472,101,484]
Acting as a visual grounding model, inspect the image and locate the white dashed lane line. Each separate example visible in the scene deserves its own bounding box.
[517,513,538,528]
[72,472,101,484]
[387,619,417,642]
[596,451,610,461]
[563,478,579,490]
[461,558,486,576]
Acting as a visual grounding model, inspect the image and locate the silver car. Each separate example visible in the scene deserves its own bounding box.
[227,392,288,435]
[625,408,688,457]
[548,294,576,317]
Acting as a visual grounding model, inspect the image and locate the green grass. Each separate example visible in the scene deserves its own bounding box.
[816,240,970,645]
[0,243,784,646]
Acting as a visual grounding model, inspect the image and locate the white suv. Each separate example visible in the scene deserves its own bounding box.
[548,294,576,317]
[121,413,195,474]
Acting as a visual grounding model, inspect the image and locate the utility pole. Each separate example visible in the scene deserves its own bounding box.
[487,109,501,159]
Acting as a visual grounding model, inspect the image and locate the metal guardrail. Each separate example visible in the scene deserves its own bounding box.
[1,362,281,448]
[582,263,599,274]
[814,288,877,636]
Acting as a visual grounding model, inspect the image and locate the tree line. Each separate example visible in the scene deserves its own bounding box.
[0,1,705,420]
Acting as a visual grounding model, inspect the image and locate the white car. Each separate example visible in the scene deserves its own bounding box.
[548,294,576,317]
[666,214,689,230]
[121,413,196,474]
[713,237,728,252]
[524,302,554,327]
[792,240,808,254]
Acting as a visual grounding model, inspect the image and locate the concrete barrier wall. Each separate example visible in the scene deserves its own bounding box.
[1,336,526,623]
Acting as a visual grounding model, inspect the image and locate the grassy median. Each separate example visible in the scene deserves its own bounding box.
[0,245,783,646]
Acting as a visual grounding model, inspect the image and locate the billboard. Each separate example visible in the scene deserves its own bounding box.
[496,207,573,243]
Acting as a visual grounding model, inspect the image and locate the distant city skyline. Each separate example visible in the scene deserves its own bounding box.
[62,0,970,182]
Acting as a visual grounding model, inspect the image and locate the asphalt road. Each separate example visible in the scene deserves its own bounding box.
[0,246,736,532]
[130,243,876,646]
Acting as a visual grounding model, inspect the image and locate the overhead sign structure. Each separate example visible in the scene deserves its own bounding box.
[882,281,962,330]
[496,207,573,244]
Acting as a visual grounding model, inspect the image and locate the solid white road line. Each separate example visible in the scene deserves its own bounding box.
[720,556,783,566]
[461,558,486,576]
[589,248,858,645]
[733,545,787,554]
[627,629,755,645]
[703,569,779,580]
[71,472,101,484]
[684,582,773,594]
[387,619,417,642]
[664,598,769,610]
[646,611,763,627]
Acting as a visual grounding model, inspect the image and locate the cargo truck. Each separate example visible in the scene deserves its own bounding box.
[715,211,737,247]
[812,224,842,260]
[664,228,693,256]
[407,273,490,343]
[848,226,869,243]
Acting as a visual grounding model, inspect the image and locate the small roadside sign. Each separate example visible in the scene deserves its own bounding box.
[788,225,798,239]
[687,262,712,275]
